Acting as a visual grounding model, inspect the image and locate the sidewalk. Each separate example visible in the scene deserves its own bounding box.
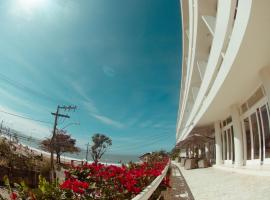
[172,161,270,200]
[162,164,194,200]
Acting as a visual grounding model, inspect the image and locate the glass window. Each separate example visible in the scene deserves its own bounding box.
[228,130,231,160]
[244,118,252,160]
[226,116,232,124]
[251,113,260,159]
[221,131,223,160]
[257,109,264,161]
[261,105,270,158]
[247,87,264,108]
[224,132,227,160]
[231,126,235,162]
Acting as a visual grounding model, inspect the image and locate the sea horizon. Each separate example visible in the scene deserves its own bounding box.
[17,137,140,164]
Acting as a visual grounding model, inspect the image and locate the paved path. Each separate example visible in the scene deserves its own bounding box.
[162,164,194,200]
[172,161,270,200]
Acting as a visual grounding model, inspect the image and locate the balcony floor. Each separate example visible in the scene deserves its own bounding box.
[172,161,270,200]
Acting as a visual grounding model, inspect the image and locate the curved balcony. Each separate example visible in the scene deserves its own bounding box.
[177,0,252,141]
[177,0,250,142]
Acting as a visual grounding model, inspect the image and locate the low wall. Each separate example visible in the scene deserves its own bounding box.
[132,162,170,200]
[0,166,49,187]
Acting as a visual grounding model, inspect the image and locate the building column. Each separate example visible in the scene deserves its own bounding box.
[231,105,244,166]
[260,66,270,103]
[214,121,223,165]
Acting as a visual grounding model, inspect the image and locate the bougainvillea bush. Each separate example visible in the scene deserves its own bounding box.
[61,158,169,199]
[1,158,169,200]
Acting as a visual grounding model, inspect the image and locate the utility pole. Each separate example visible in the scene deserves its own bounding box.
[85,142,89,163]
[8,128,11,141]
[0,120,3,135]
[50,105,77,182]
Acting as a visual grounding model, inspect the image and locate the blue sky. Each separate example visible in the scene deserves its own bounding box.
[0,0,182,155]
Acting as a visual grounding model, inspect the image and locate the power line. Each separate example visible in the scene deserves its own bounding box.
[0,109,52,125]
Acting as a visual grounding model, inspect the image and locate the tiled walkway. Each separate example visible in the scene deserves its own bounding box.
[162,164,194,200]
[172,161,270,200]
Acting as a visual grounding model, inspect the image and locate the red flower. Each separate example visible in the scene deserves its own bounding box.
[60,179,89,194]
[61,157,170,198]
[10,192,17,200]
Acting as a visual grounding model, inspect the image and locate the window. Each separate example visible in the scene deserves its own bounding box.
[261,104,270,158]
[247,87,264,109]
[251,113,260,159]
[244,118,252,160]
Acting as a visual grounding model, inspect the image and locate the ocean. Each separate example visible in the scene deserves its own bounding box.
[14,135,139,164]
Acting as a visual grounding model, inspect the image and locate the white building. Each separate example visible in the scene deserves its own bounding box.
[177,0,270,167]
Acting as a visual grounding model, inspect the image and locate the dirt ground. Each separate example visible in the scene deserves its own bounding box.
[162,164,194,200]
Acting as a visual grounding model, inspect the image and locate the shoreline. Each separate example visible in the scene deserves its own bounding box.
[0,136,121,166]
[25,145,122,166]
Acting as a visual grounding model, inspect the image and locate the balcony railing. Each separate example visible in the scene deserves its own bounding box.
[132,162,170,200]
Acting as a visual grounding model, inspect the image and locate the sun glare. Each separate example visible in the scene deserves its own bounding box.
[16,0,46,13]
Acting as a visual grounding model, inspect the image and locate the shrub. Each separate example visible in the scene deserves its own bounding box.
[1,157,170,200]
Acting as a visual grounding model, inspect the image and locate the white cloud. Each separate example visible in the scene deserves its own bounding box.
[70,81,125,129]
[102,66,115,77]
[91,114,124,129]
[70,81,98,113]
[0,87,50,114]
[70,81,89,101]
[139,120,153,128]
[83,101,98,113]
[0,40,40,76]
[0,105,51,138]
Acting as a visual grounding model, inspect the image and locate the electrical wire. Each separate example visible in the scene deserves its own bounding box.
[0,109,52,124]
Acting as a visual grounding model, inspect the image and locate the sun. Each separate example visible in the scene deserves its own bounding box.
[16,0,46,12]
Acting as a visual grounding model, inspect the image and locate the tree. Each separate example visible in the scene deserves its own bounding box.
[90,133,112,163]
[40,129,80,164]
[170,147,180,160]
[148,150,169,162]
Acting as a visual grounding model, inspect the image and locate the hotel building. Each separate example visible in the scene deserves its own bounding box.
[177,0,270,167]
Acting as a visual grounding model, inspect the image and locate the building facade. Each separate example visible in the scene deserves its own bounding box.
[177,0,270,167]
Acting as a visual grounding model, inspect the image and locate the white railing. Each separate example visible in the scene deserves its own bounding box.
[131,162,170,200]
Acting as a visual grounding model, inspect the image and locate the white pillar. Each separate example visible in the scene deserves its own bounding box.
[260,66,270,103]
[198,147,202,158]
[214,121,223,165]
[231,105,244,166]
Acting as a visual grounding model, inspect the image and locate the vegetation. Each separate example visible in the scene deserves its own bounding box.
[40,129,80,164]
[1,176,63,200]
[1,156,170,200]
[170,147,180,160]
[90,133,112,163]
[0,138,40,171]
[0,135,171,199]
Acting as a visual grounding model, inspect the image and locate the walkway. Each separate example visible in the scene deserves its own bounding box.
[172,161,270,200]
[162,164,194,200]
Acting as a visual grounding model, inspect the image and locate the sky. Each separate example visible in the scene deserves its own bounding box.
[0,0,182,155]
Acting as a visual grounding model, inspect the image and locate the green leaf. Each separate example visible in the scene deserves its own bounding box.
[3,176,11,192]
